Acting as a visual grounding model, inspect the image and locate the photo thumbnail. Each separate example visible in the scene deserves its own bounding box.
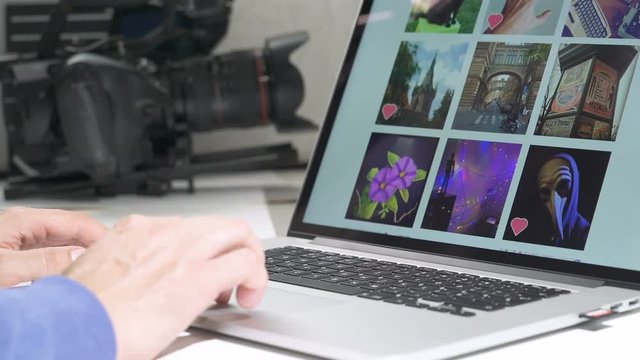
[504,146,611,251]
[563,0,640,39]
[377,41,469,129]
[452,42,551,135]
[421,139,522,238]
[483,0,564,36]
[346,134,439,228]
[535,44,639,141]
[405,0,482,34]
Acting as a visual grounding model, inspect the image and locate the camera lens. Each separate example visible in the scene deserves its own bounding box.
[172,32,313,133]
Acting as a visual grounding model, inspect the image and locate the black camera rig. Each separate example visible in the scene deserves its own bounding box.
[1,0,312,199]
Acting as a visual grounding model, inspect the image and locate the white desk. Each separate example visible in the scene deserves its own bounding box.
[3,170,639,359]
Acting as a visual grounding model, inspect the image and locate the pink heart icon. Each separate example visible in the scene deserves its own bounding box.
[381,104,398,121]
[510,217,529,237]
[487,13,504,30]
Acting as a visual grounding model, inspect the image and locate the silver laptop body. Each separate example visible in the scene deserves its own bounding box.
[195,1,640,358]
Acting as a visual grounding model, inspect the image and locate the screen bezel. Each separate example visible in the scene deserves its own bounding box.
[289,0,640,286]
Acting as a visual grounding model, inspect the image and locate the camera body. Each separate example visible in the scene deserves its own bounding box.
[0,0,310,198]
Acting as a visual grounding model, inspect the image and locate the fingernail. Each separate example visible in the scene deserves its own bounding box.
[71,248,85,262]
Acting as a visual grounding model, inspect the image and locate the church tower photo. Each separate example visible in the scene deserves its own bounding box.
[377,40,469,129]
[410,53,438,120]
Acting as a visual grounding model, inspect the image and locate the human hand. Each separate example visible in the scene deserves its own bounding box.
[486,0,552,35]
[64,215,268,360]
[0,207,108,287]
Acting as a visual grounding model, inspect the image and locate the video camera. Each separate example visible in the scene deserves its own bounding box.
[0,0,311,198]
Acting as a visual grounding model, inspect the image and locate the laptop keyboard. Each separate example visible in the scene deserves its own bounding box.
[574,0,608,38]
[266,246,571,318]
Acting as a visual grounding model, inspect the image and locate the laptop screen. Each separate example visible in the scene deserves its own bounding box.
[296,0,640,277]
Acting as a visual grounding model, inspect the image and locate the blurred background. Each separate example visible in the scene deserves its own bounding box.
[0,0,361,171]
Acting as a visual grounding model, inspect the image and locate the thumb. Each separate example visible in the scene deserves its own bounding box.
[0,246,85,287]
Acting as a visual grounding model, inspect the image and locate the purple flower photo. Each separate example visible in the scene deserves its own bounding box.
[393,156,417,189]
[369,167,399,203]
[346,133,439,227]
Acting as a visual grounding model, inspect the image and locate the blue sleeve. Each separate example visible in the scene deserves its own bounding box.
[0,276,116,360]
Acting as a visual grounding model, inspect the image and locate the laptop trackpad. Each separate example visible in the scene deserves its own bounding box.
[254,288,341,313]
[201,288,341,323]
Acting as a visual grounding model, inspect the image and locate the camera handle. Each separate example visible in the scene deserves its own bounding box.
[55,60,119,180]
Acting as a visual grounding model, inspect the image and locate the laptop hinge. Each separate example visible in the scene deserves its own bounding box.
[311,237,605,288]
[603,280,640,291]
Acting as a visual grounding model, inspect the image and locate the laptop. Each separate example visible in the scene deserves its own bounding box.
[566,0,612,38]
[195,0,640,358]
[566,0,640,39]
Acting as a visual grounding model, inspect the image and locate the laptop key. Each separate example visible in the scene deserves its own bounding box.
[411,285,439,292]
[446,297,505,311]
[338,259,363,265]
[545,288,571,296]
[269,273,365,295]
[340,280,370,287]
[378,265,397,271]
[305,260,333,267]
[422,279,448,287]
[279,260,304,268]
[322,276,348,283]
[272,254,298,261]
[398,281,419,288]
[314,268,341,275]
[379,286,405,295]
[362,270,387,276]
[284,270,310,277]
[296,258,317,264]
[319,256,342,261]
[302,273,330,280]
[266,258,284,265]
[293,264,320,272]
[351,274,378,281]
[334,271,357,278]
[370,278,394,285]
[434,287,458,296]
[360,283,386,291]
[300,253,326,259]
[266,266,292,274]
[355,262,378,269]
[383,296,417,305]
[357,291,395,301]
[382,274,406,280]
[327,264,355,271]
[350,266,370,274]
[418,293,450,302]
[393,269,413,276]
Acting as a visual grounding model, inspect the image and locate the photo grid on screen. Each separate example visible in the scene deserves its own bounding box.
[344,0,640,254]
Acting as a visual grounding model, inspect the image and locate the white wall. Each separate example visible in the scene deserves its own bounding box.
[0,0,362,169]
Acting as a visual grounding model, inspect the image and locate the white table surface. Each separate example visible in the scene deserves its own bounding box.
[3,170,640,359]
